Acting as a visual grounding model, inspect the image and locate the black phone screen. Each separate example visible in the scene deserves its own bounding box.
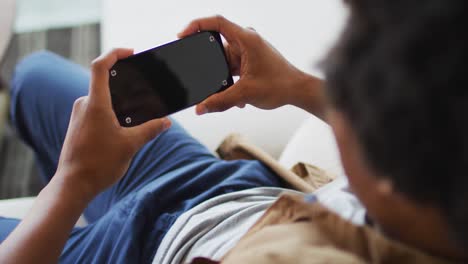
[109,31,233,127]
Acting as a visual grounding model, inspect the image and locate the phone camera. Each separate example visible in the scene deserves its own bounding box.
[209,36,215,42]
[125,117,132,124]
[110,69,117,77]
[222,80,228,86]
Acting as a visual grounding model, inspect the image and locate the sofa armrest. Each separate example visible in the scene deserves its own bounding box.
[0,197,36,219]
[0,197,87,227]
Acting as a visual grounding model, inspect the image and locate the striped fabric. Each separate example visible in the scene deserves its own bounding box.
[0,23,100,199]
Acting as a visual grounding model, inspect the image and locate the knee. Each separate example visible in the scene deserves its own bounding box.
[9,50,61,125]
[10,50,59,96]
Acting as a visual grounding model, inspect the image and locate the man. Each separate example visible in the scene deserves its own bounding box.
[0,0,467,263]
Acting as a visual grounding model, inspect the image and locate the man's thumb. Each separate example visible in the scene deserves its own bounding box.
[196,82,246,115]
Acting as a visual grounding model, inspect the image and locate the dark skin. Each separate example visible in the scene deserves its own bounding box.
[329,110,466,260]
[178,16,466,260]
[0,15,464,263]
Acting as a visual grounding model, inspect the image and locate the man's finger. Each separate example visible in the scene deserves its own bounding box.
[127,118,172,150]
[178,15,242,43]
[196,81,247,115]
[224,43,241,76]
[89,48,133,104]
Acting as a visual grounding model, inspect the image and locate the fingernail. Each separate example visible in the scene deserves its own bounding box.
[197,105,208,115]
[162,118,172,130]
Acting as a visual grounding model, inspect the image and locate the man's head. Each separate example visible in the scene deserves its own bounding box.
[323,0,468,255]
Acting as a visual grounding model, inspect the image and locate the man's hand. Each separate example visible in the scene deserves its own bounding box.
[57,48,171,199]
[178,15,325,118]
[0,48,172,264]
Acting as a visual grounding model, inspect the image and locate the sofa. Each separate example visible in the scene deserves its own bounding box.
[0,0,351,226]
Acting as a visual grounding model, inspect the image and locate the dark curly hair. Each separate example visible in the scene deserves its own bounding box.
[324,0,468,248]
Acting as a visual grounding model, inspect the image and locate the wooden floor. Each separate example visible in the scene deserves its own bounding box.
[0,23,100,199]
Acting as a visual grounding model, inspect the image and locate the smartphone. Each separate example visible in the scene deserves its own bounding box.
[108,31,234,127]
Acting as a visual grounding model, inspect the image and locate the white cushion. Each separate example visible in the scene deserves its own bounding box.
[173,105,309,158]
[278,115,345,178]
